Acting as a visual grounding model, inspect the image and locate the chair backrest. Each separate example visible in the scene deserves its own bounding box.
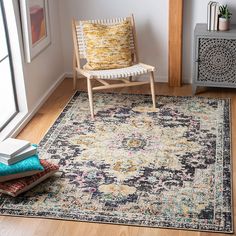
[72,15,139,69]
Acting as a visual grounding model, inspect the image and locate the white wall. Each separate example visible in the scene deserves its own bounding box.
[183,0,236,83]
[59,0,169,82]
[13,0,64,111]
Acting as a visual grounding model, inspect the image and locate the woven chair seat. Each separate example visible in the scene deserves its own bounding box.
[81,63,155,79]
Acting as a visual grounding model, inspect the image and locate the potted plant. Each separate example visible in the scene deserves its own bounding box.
[219,4,232,31]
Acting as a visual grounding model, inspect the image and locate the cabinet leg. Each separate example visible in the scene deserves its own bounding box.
[192,85,197,95]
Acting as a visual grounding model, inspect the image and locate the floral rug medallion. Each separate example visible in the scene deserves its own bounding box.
[0,92,232,233]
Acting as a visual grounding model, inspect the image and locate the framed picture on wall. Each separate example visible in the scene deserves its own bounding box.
[20,0,51,63]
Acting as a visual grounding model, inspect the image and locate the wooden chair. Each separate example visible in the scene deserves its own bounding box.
[72,15,156,119]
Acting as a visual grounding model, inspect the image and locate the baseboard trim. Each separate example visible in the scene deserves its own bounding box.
[64,71,168,83]
[11,73,67,138]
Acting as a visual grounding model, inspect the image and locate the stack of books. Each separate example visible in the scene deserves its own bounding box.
[207,1,220,31]
[0,138,59,197]
[0,138,37,165]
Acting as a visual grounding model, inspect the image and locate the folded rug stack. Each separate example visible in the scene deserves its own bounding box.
[0,138,59,197]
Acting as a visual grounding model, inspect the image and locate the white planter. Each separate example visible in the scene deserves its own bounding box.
[219,18,230,31]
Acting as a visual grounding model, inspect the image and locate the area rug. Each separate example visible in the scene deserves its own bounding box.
[0,92,233,233]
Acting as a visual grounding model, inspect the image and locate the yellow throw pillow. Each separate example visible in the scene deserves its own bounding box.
[82,20,133,70]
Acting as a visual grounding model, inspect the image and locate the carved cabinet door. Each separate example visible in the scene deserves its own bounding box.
[197,38,236,85]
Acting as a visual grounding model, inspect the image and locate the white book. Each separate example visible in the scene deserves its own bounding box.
[207,1,213,30]
[211,3,216,31]
[214,3,219,31]
[0,145,37,165]
[0,138,31,158]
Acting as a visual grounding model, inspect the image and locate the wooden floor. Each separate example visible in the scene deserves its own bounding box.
[1,78,235,236]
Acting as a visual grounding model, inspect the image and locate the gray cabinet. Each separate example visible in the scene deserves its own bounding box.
[193,23,236,94]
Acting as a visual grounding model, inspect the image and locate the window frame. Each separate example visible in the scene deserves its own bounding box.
[0,0,19,132]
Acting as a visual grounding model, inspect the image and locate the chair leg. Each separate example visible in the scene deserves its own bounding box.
[87,78,94,119]
[73,53,77,90]
[150,71,156,109]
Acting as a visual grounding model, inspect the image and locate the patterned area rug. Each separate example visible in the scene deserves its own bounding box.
[0,92,233,233]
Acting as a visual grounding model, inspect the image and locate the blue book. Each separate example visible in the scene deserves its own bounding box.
[0,154,44,177]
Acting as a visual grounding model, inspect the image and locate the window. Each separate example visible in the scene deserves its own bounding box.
[0,0,18,132]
